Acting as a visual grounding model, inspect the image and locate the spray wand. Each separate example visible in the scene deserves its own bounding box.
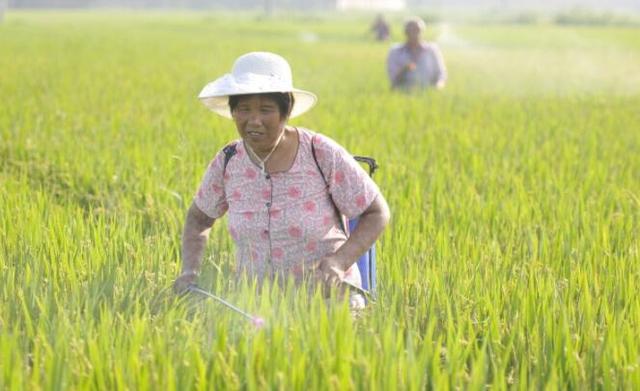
[187,285,265,329]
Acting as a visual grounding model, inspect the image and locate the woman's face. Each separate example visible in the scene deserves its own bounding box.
[232,95,287,153]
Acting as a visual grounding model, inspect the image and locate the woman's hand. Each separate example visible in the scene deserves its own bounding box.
[313,255,349,297]
[173,270,197,294]
[312,195,390,297]
[405,62,416,71]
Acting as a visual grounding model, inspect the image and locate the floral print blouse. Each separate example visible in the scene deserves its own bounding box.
[194,127,381,288]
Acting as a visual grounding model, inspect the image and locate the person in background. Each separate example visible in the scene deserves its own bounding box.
[173,52,390,308]
[386,16,447,91]
[371,14,390,42]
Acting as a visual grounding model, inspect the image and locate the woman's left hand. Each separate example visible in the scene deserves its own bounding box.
[313,255,349,296]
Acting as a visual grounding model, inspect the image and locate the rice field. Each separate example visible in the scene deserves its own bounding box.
[1,10,639,389]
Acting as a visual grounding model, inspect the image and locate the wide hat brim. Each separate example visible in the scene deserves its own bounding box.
[198,73,317,119]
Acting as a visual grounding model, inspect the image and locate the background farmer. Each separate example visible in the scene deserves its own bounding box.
[174,52,390,307]
[386,16,447,91]
[371,14,390,41]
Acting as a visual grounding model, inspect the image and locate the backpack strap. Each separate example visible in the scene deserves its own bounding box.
[310,134,349,235]
[310,134,326,183]
[222,142,238,174]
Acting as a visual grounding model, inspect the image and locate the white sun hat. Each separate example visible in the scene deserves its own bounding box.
[198,52,317,119]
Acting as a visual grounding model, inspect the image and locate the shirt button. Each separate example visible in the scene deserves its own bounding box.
[266,202,271,207]
[265,174,271,180]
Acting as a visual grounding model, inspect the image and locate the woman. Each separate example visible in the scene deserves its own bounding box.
[174,52,390,306]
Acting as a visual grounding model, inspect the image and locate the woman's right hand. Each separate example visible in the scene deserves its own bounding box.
[173,271,197,294]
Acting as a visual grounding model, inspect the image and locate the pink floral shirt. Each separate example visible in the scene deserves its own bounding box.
[194,128,381,287]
